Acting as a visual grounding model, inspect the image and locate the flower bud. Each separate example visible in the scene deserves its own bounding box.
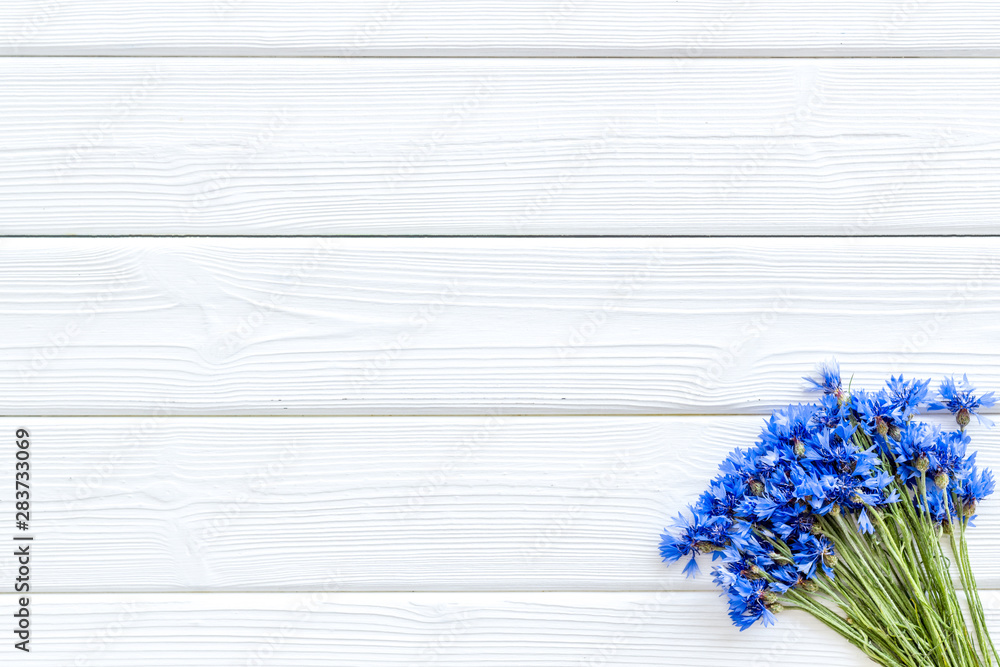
[828,504,841,518]
[875,417,889,438]
[963,502,977,517]
[769,603,785,614]
[824,554,838,568]
[914,455,930,473]
[798,578,819,593]
[942,522,953,535]
[792,439,805,458]
[957,408,971,428]
[762,592,779,606]
[749,479,765,496]
[934,472,949,490]
[810,523,823,535]
[746,563,763,579]
[695,541,723,554]
[888,424,902,441]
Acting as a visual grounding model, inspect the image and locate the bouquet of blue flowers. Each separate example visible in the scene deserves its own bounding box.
[660,362,997,666]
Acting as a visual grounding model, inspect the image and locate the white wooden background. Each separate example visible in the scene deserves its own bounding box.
[2,2,1000,665]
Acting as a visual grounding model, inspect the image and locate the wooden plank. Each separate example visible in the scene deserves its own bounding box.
[3,58,1000,235]
[2,2,1000,56]
[11,591,995,665]
[5,416,1000,592]
[4,238,1000,415]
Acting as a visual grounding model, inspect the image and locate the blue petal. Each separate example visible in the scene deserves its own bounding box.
[858,508,874,534]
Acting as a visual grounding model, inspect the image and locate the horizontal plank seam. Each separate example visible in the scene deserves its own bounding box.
[5,54,1000,60]
[7,413,1000,418]
[8,589,999,595]
[10,234,1000,239]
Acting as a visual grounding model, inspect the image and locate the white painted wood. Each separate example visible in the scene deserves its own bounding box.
[4,237,1000,415]
[4,416,999,592]
[3,58,1000,235]
[2,2,1000,57]
[11,591,999,665]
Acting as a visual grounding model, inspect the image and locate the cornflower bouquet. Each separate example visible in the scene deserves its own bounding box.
[660,362,997,666]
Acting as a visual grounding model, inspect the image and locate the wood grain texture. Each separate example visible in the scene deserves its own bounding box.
[9,591,1000,665]
[4,238,1000,415]
[3,58,1000,235]
[5,416,1000,592]
[2,2,1000,56]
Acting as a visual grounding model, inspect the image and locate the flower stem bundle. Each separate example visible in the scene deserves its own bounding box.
[660,362,997,666]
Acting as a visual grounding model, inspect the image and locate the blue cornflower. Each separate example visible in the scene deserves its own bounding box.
[864,469,897,499]
[922,490,955,524]
[794,534,837,579]
[695,477,748,520]
[659,511,729,577]
[658,363,995,630]
[771,506,817,542]
[754,448,783,480]
[926,430,972,488]
[892,422,937,483]
[759,404,819,458]
[725,577,779,631]
[724,520,761,553]
[929,375,996,428]
[789,467,827,510]
[816,473,881,515]
[805,423,863,473]
[955,468,995,519]
[719,448,760,488]
[806,359,844,399]
[739,495,776,521]
[885,375,931,421]
[851,388,898,440]
[813,394,849,429]
[711,547,773,589]
[766,564,803,593]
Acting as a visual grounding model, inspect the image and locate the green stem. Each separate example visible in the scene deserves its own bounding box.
[869,504,958,666]
[953,505,998,665]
